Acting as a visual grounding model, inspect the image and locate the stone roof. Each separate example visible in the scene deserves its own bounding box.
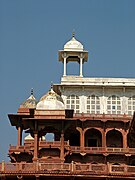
[20,89,37,109]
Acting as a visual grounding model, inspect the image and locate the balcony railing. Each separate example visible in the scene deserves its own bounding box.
[74,113,132,121]
[9,143,135,155]
[70,146,135,154]
[1,162,135,177]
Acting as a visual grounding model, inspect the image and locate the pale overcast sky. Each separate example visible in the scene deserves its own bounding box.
[0,0,135,161]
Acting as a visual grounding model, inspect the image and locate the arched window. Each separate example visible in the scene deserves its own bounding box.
[87,95,100,114]
[106,129,123,147]
[85,128,102,147]
[107,95,121,114]
[128,96,135,115]
[66,95,80,113]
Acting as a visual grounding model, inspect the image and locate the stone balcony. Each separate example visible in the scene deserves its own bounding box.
[71,146,135,154]
[1,161,135,178]
[9,141,69,153]
[9,141,135,155]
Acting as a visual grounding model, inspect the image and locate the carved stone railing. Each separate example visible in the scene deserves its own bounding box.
[39,141,69,147]
[74,113,132,121]
[9,145,32,153]
[110,164,135,174]
[1,162,135,177]
[0,162,106,174]
[9,143,135,155]
[9,141,70,152]
[70,146,135,154]
[75,163,106,173]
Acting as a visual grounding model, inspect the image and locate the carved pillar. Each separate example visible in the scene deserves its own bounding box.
[33,131,39,160]
[123,130,128,148]
[17,126,22,147]
[102,130,106,148]
[76,127,84,151]
[60,131,65,161]
[81,130,85,151]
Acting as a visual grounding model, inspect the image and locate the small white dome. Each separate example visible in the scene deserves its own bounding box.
[64,34,84,52]
[36,88,65,110]
[24,134,34,140]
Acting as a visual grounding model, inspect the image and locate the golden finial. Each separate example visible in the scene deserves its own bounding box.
[31,88,34,95]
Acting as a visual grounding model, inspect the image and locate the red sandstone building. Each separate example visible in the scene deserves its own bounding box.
[1,34,135,179]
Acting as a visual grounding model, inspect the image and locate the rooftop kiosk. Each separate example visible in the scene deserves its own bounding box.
[58,33,88,77]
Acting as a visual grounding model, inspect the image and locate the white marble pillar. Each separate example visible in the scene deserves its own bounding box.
[63,57,67,76]
[80,57,83,77]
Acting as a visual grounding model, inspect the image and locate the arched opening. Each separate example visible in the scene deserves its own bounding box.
[106,130,123,147]
[67,61,80,76]
[85,129,102,147]
[45,133,54,142]
[68,130,80,146]
[39,126,60,141]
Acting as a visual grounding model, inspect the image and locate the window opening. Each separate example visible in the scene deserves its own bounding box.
[107,95,121,114]
[87,95,100,114]
[66,95,80,113]
[128,96,135,115]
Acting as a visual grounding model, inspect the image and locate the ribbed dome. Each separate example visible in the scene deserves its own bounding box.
[36,88,65,110]
[20,89,37,109]
[64,33,84,52]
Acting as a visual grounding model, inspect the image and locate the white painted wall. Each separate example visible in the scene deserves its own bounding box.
[61,85,135,115]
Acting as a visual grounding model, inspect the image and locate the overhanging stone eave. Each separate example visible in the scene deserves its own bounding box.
[58,50,88,62]
[8,114,32,126]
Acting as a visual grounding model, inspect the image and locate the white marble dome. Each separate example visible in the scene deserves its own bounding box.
[64,34,84,52]
[36,88,65,110]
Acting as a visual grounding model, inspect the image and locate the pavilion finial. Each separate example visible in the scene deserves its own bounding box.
[72,31,75,38]
[31,88,34,95]
[51,81,53,90]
